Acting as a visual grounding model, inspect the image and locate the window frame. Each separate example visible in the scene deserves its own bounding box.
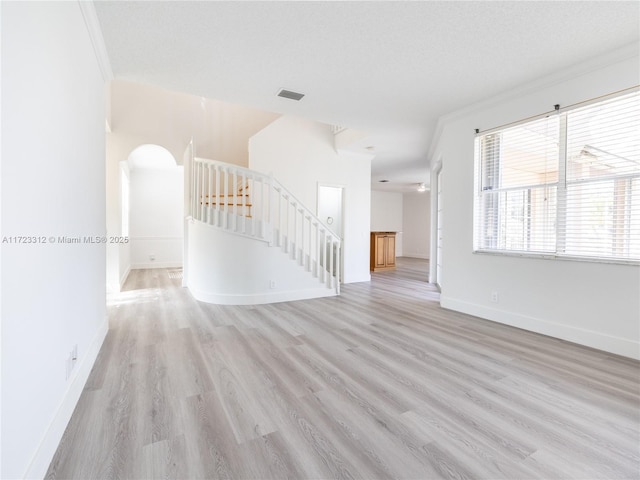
[473,87,640,266]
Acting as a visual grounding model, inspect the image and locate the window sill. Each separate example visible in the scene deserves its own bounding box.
[472,249,640,266]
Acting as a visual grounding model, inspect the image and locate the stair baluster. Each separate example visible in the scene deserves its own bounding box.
[187,157,341,294]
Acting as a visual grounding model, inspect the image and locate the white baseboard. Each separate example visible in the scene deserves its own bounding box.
[440,295,640,360]
[399,254,430,260]
[23,316,109,479]
[119,265,131,289]
[130,261,182,269]
[188,285,337,305]
[343,273,371,284]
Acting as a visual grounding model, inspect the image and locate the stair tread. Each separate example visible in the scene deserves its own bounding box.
[202,194,250,197]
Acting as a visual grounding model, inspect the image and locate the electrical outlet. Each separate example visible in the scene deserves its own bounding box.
[269,280,276,289]
[491,291,499,303]
[149,254,155,261]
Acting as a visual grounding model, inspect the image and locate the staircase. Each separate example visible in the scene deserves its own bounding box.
[183,148,341,304]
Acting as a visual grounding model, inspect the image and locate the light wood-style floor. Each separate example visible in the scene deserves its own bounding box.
[47,257,640,479]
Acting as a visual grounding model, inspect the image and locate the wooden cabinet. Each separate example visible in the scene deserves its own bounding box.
[370,232,396,271]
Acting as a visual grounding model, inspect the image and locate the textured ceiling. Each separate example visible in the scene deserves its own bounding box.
[95,1,640,192]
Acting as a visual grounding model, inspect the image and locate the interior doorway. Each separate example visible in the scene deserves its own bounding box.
[317,184,344,282]
[317,184,344,238]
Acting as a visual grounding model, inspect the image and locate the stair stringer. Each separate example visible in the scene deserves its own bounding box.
[187,219,337,305]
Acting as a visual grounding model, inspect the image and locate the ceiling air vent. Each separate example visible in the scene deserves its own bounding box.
[277,88,305,101]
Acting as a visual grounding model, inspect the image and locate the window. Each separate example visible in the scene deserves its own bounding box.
[474,89,640,263]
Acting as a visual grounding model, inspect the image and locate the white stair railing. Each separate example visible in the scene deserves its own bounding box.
[187,157,341,293]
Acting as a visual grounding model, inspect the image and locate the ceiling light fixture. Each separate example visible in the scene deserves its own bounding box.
[417,183,427,192]
[277,88,305,101]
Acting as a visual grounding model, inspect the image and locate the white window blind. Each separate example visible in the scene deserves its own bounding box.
[474,89,640,263]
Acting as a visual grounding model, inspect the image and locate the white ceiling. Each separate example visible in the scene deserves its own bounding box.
[94,1,640,192]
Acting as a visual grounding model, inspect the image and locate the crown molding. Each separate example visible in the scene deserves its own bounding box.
[78,1,113,82]
[427,42,640,161]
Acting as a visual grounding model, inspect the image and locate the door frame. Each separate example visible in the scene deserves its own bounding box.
[430,160,443,290]
[317,183,345,283]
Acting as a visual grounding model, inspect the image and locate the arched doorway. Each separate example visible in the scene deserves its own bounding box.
[108,144,183,292]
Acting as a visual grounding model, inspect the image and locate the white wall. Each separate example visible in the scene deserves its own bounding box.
[370,190,403,257]
[430,51,640,359]
[188,221,337,304]
[105,81,280,292]
[117,162,131,287]
[105,132,131,291]
[110,80,281,167]
[129,167,184,268]
[249,116,372,283]
[402,192,430,259]
[1,3,108,477]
